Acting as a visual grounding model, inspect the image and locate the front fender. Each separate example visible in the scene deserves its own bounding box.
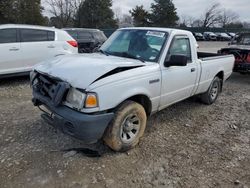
[82,64,161,113]
[90,76,161,113]
[95,84,157,112]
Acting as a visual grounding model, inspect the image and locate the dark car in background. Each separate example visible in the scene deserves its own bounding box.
[64,28,107,53]
[227,32,236,39]
[193,32,205,41]
[203,32,217,41]
[216,33,231,41]
[219,33,250,73]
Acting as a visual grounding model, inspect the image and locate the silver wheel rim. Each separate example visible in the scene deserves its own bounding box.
[210,82,219,100]
[120,114,140,143]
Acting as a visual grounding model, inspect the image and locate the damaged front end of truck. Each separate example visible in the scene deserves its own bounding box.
[30,53,145,144]
[30,70,115,144]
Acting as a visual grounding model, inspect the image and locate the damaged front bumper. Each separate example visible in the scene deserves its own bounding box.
[32,92,114,144]
[31,72,114,144]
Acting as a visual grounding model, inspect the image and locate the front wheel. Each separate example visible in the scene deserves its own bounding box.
[103,101,147,152]
[201,77,222,105]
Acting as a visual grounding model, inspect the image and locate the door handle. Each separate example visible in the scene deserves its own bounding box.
[9,47,19,51]
[191,68,196,72]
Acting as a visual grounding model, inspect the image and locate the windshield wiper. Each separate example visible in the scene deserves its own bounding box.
[98,49,109,56]
[121,52,145,63]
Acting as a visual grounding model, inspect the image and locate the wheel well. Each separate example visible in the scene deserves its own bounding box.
[215,71,224,90]
[127,95,152,116]
[216,71,224,81]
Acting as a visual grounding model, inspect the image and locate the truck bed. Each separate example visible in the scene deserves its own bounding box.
[198,52,227,60]
[194,52,234,96]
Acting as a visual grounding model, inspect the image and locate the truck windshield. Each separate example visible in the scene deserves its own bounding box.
[100,29,168,62]
[237,34,250,45]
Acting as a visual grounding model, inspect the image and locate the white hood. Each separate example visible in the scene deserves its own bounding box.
[34,53,145,89]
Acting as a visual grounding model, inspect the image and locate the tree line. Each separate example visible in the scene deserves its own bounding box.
[0,0,46,25]
[0,0,248,29]
[179,3,246,29]
[46,0,117,28]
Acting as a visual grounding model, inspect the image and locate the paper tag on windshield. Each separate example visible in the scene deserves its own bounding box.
[146,31,165,38]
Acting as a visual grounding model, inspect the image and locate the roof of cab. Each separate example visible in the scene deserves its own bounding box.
[118,27,192,34]
[0,24,62,31]
[63,28,101,32]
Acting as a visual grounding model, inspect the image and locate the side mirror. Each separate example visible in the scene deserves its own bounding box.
[164,55,188,67]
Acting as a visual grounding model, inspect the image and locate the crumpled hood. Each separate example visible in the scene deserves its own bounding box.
[34,53,145,89]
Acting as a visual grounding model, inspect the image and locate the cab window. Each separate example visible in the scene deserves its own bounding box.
[167,36,192,62]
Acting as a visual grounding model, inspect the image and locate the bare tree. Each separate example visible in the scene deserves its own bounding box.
[201,3,222,28]
[118,14,133,28]
[180,15,195,27]
[219,9,239,28]
[46,0,84,28]
[192,19,203,27]
[242,22,250,29]
[114,7,122,21]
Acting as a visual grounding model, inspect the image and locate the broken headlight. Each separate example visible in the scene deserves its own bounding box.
[66,88,86,110]
[30,71,38,86]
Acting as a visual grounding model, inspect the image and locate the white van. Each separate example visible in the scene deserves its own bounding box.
[0,24,78,77]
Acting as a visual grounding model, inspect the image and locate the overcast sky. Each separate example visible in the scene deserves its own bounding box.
[114,0,249,22]
[43,0,250,22]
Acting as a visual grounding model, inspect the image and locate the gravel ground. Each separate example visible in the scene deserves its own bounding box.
[0,42,250,188]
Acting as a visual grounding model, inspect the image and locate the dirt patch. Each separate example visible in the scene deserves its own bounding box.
[0,73,249,188]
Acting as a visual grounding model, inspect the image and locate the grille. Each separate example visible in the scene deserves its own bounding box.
[33,73,70,106]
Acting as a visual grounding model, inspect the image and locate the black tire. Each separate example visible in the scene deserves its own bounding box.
[201,77,222,105]
[103,100,147,152]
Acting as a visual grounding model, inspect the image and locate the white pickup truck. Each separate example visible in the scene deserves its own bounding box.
[31,28,234,152]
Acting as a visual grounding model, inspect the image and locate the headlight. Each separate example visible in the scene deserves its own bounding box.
[66,88,86,110]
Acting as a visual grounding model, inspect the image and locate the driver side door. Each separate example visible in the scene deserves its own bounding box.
[159,35,199,110]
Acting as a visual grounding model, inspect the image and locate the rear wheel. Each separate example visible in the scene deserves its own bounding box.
[201,77,222,105]
[103,101,147,152]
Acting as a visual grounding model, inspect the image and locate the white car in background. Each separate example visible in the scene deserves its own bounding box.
[0,24,78,77]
